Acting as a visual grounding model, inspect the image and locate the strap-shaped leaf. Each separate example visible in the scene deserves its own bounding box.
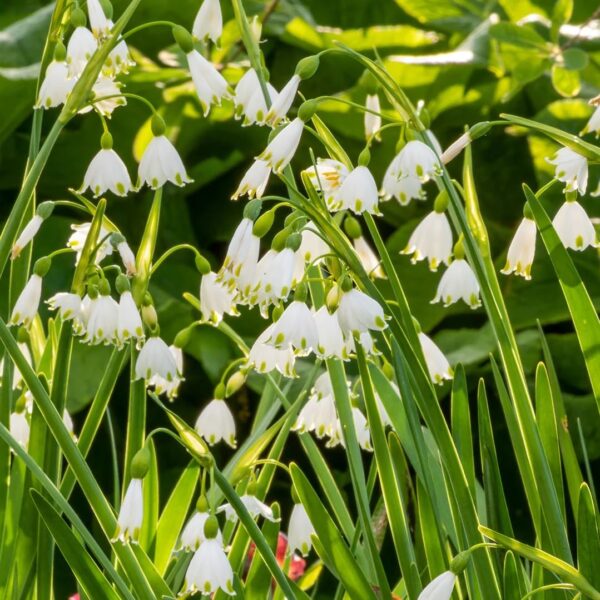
[577,483,600,590]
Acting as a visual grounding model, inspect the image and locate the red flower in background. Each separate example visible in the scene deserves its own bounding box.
[248,532,307,580]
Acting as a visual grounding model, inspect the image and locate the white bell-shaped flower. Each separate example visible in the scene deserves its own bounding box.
[148,345,183,400]
[288,503,314,556]
[292,395,321,434]
[186,50,230,116]
[547,147,588,194]
[117,291,144,345]
[86,77,126,117]
[104,38,135,76]
[432,259,480,309]
[344,330,379,357]
[328,407,372,451]
[256,248,297,308]
[392,140,441,182]
[183,537,234,596]
[10,275,42,327]
[66,26,98,77]
[298,224,330,263]
[68,222,113,265]
[265,74,301,126]
[258,117,304,172]
[47,292,83,323]
[231,160,271,200]
[233,69,278,126]
[135,336,179,385]
[10,411,30,449]
[219,493,279,523]
[381,163,424,206]
[313,307,346,359]
[200,272,239,324]
[268,300,318,355]
[418,571,456,600]
[403,210,453,271]
[304,159,349,208]
[180,507,223,551]
[334,166,380,214]
[114,478,143,543]
[84,292,119,345]
[582,106,600,136]
[552,200,599,251]
[364,93,381,140]
[337,288,387,335]
[87,0,111,38]
[138,135,191,189]
[353,236,384,278]
[36,61,74,109]
[222,218,260,283]
[79,146,133,197]
[195,399,236,448]
[501,217,537,280]
[248,324,296,377]
[192,0,223,44]
[419,332,453,385]
[12,215,43,260]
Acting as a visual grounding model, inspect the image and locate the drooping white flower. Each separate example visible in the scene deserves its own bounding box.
[87,0,111,38]
[10,275,42,327]
[183,538,234,596]
[432,259,480,308]
[392,140,441,182]
[200,272,239,324]
[87,77,127,117]
[337,288,387,335]
[136,336,179,385]
[258,117,304,172]
[180,508,223,552]
[138,135,191,189]
[47,292,83,325]
[186,50,230,116]
[403,211,453,271]
[218,494,278,523]
[192,0,223,44]
[12,216,43,260]
[233,69,278,126]
[344,330,379,357]
[300,373,340,440]
[10,411,30,449]
[582,106,600,136]
[68,223,113,265]
[298,224,330,263]
[255,248,297,309]
[353,236,384,278]
[288,503,314,556]
[116,240,136,276]
[35,61,74,109]
[419,332,453,385]
[440,132,471,164]
[547,147,588,194]
[265,74,301,126]
[79,148,133,197]
[304,159,349,208]
[195,399,236,448]
[292,395,321,434]
[333,166,380,214]
[66,27,98,77]
[222,218,260,283]
[231,160,271,200]
[268,301,318,355]
[313,307,346,359]
[418,571,456,600]
[552,200,599,251]
[247,323,296,378]
[114,478,143,543]
[117,291,144,345]
[364,94,381,141]
[501,217,537,280]
[328,407,372,451]
[381,163,424,206]
[148,345,183,400]
[84,292,119,345]
[104,38,135,76]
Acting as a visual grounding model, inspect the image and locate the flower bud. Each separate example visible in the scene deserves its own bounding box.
[214,382,226,400]
[17,327,30,344]
[115,273,131,294]
[172,25,194,54]
[36,201,55,220]
[70,6,87,28]
[98,277,111,296]
[100,130,113,150]
[130,446,151,479]
[141,303,158,330]
[449,550,470,575]
[453,235,465,260]
[33,256,51,277]
[285,232,302,251]
[344,216,362,240]
[326,283,341,311]
[469,121,492,140]
[99,0,113,19]
[243,198,262,222]
[151,113,166,137]
[173,325,193,349]
[87,284,99,300]
[271,228,290,252]
[225,371,246,397]
[203,515,219,539]
[252,209,275,238]
[294,281,308,302]
[53,41,67,62]
[358,147,371,167]
[196,494,209,513]
[195,253,211,275]
[340,276,353,292]
[433,190,449,214]
[297,99,318,122]
[295,55,320,80]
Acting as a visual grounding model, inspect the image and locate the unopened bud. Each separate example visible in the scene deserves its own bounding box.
[243,199,262,222]
[326,284,341,311]
[297,99,318,122]
[115,273,131,295]
[285,232,302,251]
[53,41,67,62]
[295,55,320,80]
[173,326,193,349]
[195,254,211,275]
[130,446,151,479]
[253,209,275,238]
[16,327,30,344]
[36,201,55,220]
[225,371,246,397]
[196,495,209,513]
[70,6,87,28]
[172,25,194,54]
[344,216,362,240]
[449,551,470,575]
[203,515,220,540]
[141,303,158,329]
[33,256,51,277]
[433,190,449,214]
[100,131,113,150]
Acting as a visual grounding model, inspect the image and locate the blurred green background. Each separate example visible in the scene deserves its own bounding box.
[1,0,600,595]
